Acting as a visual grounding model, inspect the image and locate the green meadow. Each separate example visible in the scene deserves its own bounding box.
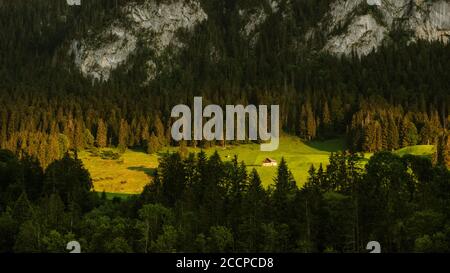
[166,135,348,188]
[394,145,435,157]
[79,136,435,195]
[79,148,158,194]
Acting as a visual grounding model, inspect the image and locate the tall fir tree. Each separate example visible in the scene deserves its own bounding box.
[96,119,107,148]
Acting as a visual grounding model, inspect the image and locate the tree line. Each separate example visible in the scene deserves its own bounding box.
[1,148,449,252]
[0,0,449,252]
[1,1,449,168]
[1,42,449,168]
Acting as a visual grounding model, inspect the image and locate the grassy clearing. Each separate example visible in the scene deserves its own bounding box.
[80,136,347,193]
[362,145,435,162]
[79,148,158,194]
[79,136,435,195]
[394,145,435,157]
[163,135,347,188]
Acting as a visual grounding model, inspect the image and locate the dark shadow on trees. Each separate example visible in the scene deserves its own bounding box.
[127,166,156,177]
[303,137,348,153]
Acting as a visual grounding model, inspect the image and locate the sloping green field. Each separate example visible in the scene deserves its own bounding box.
[177,135,347,188]
[79,148,158,194]
[394,145,435,157]
[79,136,435,195]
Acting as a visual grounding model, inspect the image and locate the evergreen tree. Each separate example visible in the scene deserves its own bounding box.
[159,152,186,207]
[21,155,44,202]
[96,119,108,148]
[272,158,297,223]
[43,153,94,212]
[321,100,332,137]
[118,119,129,152]
[436,133,450,168]
[146,133,161,154]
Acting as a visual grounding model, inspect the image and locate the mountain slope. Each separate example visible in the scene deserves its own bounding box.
[68,0,450,83]
[317,0,450,56]
[70,0,207,82]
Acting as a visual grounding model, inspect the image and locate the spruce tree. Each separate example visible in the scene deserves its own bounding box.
[95,119,107,148]
[436,133,450,168]
[272,158,297,223]
[322,100,332,137]
[118,119,129,152]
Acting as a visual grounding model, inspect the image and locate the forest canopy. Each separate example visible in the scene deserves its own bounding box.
[0,0,449,167]
[0,0,449,253]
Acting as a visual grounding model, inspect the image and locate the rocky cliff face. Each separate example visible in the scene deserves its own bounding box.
[321,0,450,56]
[411,0,450,42]
[238,0,282,47]
[70,0,450,82]
[71,0,207,82]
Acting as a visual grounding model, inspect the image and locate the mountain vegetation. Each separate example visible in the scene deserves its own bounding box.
[0,0,449,252]
[0,0,449,168]
[1,149,449,252]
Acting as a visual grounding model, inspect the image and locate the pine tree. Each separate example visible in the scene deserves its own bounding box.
[387,115,400,150]
[42,193,66,230]
[299,105,308,139]
[446,135,450,168]
[331,96,345,132]
[239,169,266,251]
[374,121,382,152]
[21,155,44,202]
[43,153,93,212]
[84,129,94,147]
[401,116,419,147]
[228,157,248,233]
[73,119,85,151]
[154,116,166,146]
[118,119,129,152]
[159,152,186,207]
[146,133,161,154]
[139,117,150,145]
[436,133,450,168]
[12,192,32,225]
[272,158,297,223]
[48,134,61,163]
[321,100,332,137]
[306,104,317,141]
[363,122,377,152]
[63,117,75,150]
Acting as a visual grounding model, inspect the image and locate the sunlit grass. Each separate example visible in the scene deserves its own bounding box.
[79,148,158,194]
[79,136,435,195]
[395,145,435,157]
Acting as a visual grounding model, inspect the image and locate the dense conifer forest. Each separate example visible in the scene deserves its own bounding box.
[1,149,450,252]
[0,0,449,252]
